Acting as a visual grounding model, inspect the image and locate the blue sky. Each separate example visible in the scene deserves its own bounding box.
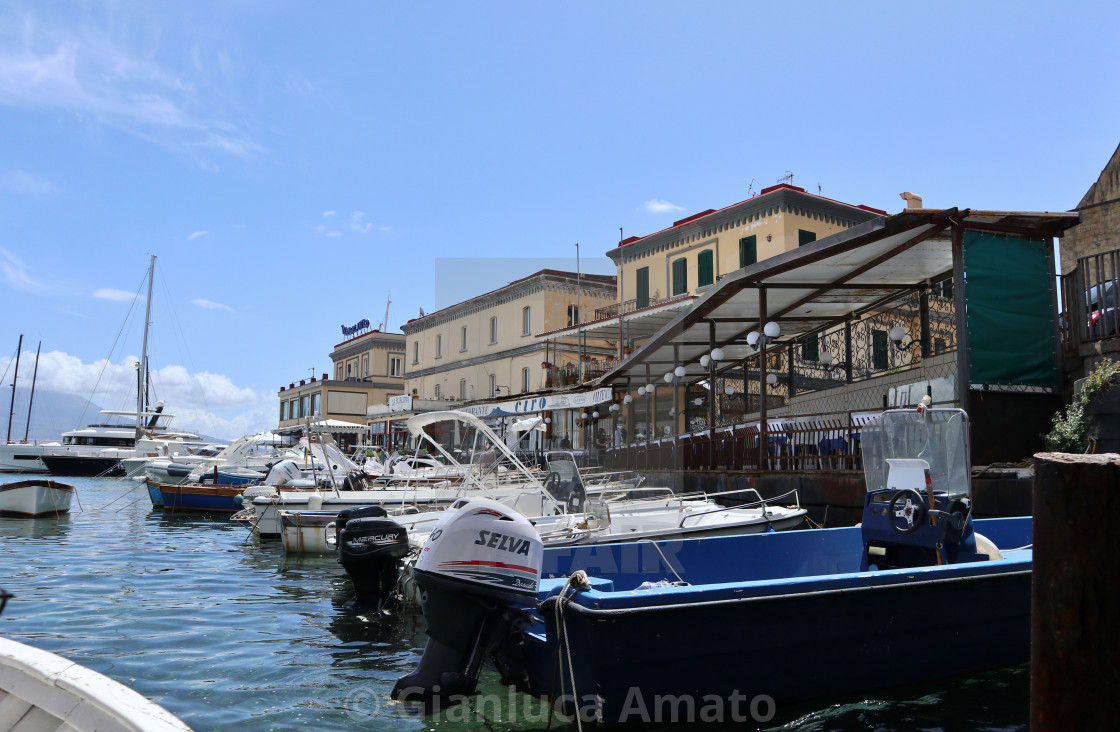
[1,1,1117,439]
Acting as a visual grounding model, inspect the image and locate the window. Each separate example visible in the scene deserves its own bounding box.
[290,398,299,419]
[567,305,579,327]
[434,384,441,399]
[802,334,819,362]
[412,342,419,365]
[521,367,530,393]
[798,229,817,247]
[739,236,757,268]
[362,354,369,376]
[311,392,321,416]
[459,379,467,399]
[280,401,288,421]
[489,374,497,397]
[934,337,947,355]
[346,364,352,378]
[390,356,402,377]
[436,334,442,358]
[489,316,498,345]
[671,257,687,296]
[697,250,714,287]
[931,277,954,300]
[522,306,531,335]
[635,267,649,309]
[872,329,888,370]
[461,326,468,352]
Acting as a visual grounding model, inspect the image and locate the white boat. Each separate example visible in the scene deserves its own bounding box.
[0,635,190,731]
[280,412,806,565]
[0,336,50,474]
[0,479,75,517]
[0,444,50,475]
[41,257,204,479]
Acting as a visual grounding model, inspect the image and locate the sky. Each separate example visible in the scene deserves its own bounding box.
[0,1,1118,440]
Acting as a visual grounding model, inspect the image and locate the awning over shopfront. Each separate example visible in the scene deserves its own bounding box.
[459,386,614,418]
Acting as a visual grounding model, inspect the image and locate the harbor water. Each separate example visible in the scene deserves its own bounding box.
[0,477,1027,731]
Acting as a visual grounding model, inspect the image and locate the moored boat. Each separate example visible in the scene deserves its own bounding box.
[149,480,245,513]
[0,635,191,731]
[393,405,1034,724]
[0,479,75,517]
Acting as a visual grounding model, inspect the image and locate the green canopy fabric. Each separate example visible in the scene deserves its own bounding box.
[963,231,1057,388]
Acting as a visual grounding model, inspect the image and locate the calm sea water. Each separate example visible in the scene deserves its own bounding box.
[0,477,1027,731]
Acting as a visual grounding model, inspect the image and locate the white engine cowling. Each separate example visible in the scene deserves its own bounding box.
[416,496,543,600]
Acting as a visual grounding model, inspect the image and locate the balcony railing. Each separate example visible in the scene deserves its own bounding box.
[543,357,620,387]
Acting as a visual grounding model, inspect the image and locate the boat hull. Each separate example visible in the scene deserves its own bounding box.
[0,444,48,473]
[517,517,1032,725]
[152,481,244,513]
[41,455,124,477]
[0,479,75,517]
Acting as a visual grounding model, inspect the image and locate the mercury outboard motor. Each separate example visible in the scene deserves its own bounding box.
[392,497,543,703]
[337,506,410,608]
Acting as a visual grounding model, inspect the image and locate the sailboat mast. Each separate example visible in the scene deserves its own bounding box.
[7,333,22,444]
[137,255,156,439]
[23,341,40,443]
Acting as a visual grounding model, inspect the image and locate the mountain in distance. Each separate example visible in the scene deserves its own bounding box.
[2,387,225,445]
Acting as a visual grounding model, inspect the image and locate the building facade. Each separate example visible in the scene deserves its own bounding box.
[606,184,885,309]
[276,329,406,447]
[1060,141,1120,274]
[401,270,617,401]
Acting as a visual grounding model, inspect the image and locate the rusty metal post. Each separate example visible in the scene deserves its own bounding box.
[1031,452,1120,731]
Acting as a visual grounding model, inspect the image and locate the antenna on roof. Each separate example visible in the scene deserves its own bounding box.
[818,183,822,196]
[747,178,756,197]
[381,293,391,332]
[778,171,794,186]
[619,227,623,242]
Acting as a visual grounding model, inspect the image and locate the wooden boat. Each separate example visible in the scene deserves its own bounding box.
[0,480,74,517]
[146,479,244,513]
[393,406,1034,725]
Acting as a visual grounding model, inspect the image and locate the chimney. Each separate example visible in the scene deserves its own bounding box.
[323,373,328,381]
[289,383,295,389]
[900,192,923,210]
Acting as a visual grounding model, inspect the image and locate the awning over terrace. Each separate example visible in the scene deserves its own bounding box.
[597,208,1081,396]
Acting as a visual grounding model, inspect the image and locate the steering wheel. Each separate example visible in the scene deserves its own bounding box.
[888,489,927,534]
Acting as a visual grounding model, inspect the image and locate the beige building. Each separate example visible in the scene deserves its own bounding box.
[276,328,406,449]
[401,270,617,401]
[607,183,885,309]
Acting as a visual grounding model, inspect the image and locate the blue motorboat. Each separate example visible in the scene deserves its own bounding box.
[393,406,1033,725]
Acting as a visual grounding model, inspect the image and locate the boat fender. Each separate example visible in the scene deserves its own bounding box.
[308,490,323,511]
[972,532,1004,561]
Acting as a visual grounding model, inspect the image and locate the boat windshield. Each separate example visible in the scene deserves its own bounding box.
[861,408,971,497]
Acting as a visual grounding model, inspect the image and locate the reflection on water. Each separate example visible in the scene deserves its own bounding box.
[0,476,1027,732]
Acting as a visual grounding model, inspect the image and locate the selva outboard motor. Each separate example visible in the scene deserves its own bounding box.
[392,497,543,703]
[337,505,410,608]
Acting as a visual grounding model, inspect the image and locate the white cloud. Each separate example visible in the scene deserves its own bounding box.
[322,210,336,218]
[186,230,208,240]
[0,169,54,195]
[0,14,264,164]
[93,288,139,302]
[191,298,233,312]
[315,224,341,238]
[350,211,373,233]
[0,246,47,293]
[0,349,277,440]
[643,199,686,214]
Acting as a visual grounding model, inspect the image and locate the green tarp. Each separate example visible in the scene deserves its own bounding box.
[963,231,1057,388]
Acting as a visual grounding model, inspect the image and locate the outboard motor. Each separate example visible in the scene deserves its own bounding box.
[337,506,410,608]
[392,497,543,703]
[263,459,302,486]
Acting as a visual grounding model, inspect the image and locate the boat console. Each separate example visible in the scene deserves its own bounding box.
[859,402,988,570]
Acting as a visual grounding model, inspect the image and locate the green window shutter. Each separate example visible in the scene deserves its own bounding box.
[697,250,714,287]
[802,333,819,362]
[672,258,687,296]
[739,236,757,268]
[798,229,817,247]
[635,267,649,309]
[872,329,888,370]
